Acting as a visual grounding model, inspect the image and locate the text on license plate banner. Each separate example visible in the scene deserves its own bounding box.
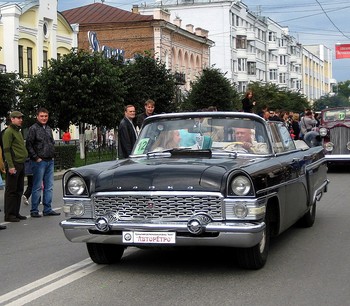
[123,231,176,244]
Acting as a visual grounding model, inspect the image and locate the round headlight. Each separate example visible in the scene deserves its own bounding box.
[231,176,251,196]
[233,203,249,218]
[71,203,84,216]
[319,127,327,137]
[347,142,350,151]
[325,142,334,152]
[67,177,86,195]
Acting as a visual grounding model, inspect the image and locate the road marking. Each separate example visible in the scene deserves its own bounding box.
[0,258,100,305]
[0,248,135,305]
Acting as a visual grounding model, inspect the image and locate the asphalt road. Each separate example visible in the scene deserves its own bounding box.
[0,168,349,306]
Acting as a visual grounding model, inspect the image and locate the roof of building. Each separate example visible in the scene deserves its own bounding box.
[61,3,153,24]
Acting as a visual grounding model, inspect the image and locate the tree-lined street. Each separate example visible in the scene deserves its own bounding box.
[1,169,349,305]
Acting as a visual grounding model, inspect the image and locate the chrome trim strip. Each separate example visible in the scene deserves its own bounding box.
[92,191,224,197]
[312,179,330,203]
[325,154,350,161]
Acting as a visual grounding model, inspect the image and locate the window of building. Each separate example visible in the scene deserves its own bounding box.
[43,51,48,68]
[18,45,24,76]
[268,31,276,42]
[27,47,33,76]
[235,15,240,27]
[247,62,256,75]
[238,58,247,72]
[279,55,287,65]
[279,73,286,84]
[269,69,277,81]
[236,35,247,49]
[238,81,247,93]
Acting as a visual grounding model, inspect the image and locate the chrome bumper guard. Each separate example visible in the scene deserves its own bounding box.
[60,219,265,248]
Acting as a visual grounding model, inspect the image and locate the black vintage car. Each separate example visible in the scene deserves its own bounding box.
[60,112,329,269]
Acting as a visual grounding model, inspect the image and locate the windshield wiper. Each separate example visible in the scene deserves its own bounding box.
[146,148,212,158]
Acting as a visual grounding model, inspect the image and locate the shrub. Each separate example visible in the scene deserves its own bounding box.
[54,145,77,170]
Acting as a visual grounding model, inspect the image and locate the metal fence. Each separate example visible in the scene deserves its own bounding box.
[54,139,118,169]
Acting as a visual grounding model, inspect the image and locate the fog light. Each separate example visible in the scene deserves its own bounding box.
[233,203,248,218]
[95,217,110,232]
[187,214,211,235]
[71,203,84,216]
[187,219,203,234]
[325,142,334,152]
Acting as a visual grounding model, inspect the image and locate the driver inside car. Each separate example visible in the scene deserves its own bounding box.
[225,127,268,153]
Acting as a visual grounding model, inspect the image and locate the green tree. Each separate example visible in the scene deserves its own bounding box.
[184,67,240,111]
[123,53,176,115]
[337,80,350,100]
[313,94,349,111]
[19,49,126,130]
[0,73,22,121]
[247,82,310,114]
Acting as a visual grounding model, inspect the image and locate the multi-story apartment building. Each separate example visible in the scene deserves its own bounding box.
[138,0,334,101]
[62,3,214,91]
[0,0,77,76]
[303,45,334,102]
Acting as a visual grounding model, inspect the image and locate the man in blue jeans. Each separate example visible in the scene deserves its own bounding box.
[26,108,60,217]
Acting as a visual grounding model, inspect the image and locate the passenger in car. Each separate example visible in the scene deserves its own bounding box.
[151,130,181,151]
[226,127,268,153]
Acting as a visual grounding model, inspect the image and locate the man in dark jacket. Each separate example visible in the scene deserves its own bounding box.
[2,111,28,223]
[26,108,60,217]
[136,99,156,130]
[118,105,137,159]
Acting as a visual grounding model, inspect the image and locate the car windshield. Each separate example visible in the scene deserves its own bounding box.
[323,109,350,121]
[131,114,272,156]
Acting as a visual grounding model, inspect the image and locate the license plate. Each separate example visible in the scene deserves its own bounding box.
[122,231,176,244]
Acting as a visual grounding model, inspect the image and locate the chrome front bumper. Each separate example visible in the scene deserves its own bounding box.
[325,154,350,162]
[60,219,265,248]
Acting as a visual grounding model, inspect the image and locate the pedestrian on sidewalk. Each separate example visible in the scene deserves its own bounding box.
[22,158,33,205]
[2,111,28,223]
[26,107,60,217]
[0,146,6,230]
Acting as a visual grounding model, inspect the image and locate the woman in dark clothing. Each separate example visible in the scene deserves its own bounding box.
[241,90,256,113]
[291,113,301,140]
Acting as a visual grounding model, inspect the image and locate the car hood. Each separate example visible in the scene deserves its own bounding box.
[88,157,260,192]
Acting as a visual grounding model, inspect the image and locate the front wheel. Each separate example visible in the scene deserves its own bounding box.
[236,212,271,270]
[87,243,125,264]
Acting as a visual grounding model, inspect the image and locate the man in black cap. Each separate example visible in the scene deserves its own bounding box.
[2,111,28,223]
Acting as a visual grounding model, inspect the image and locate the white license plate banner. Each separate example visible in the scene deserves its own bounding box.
[122,231,176,244]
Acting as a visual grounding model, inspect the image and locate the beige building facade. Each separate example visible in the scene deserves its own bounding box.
[0,0,77,76]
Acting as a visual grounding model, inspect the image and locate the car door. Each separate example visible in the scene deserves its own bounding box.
[269,122,308,230]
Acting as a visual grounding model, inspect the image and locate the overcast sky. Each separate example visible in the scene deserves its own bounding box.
[58,0,350,82]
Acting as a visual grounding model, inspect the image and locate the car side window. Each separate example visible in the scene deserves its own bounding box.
[269,123,296,153]
[279,124,296,151]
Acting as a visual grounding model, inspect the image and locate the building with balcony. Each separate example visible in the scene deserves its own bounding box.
[61,3,214,91]
[138,0,333,101]
[0,0,77,76]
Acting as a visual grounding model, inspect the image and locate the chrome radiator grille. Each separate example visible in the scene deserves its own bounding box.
[330,127,350,155]
[93,193,223,221]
